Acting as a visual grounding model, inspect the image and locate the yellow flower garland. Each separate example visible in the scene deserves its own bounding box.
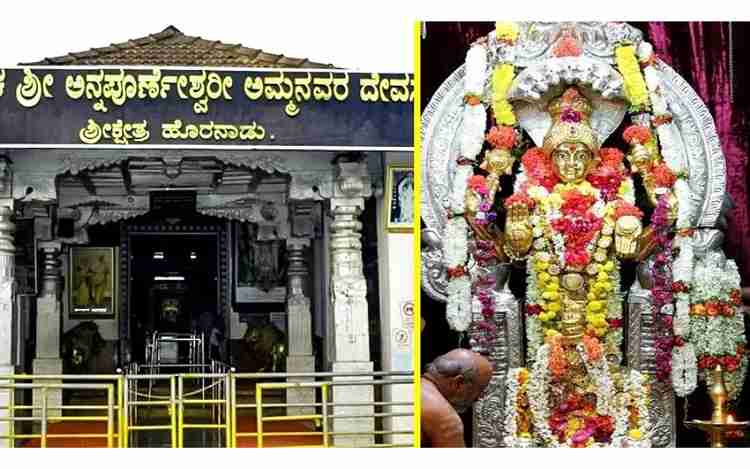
[530,185,619,339]
[492,63,516,125]
[496,21,520,43]
[615,45,650,108]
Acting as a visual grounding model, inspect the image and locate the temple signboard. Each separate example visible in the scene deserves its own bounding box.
[0,67,413,148]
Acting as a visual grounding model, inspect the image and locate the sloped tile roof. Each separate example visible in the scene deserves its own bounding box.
[25,25,335,68]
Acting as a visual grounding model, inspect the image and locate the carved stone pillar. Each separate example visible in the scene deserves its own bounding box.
[33,241,63,419]
[0,206,15,447]
[285,237,315,416]
[328,158,374,446]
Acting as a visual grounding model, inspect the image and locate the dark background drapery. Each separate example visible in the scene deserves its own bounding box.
[420,21,750,447]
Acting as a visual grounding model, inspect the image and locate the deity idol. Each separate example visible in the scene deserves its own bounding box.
[492,87,651,447]
[423,21,748,449]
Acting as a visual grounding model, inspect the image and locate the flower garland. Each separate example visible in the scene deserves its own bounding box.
[523,340,650,447]
[443,23,522,335]
[615,40,700,392]
[503,368,534,447]
[473,240,499,350]
[672,230,698,396]
[687,255,748,399]
[443,37,490,333]
[611,369,652,447]
[444,215,472,332]
[517,149,634,352]
[650,194,675,383]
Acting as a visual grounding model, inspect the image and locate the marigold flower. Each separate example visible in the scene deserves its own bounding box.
[486,125,517,149]
[521,147,560,191]
[467,174,487,191]
[548,337,568,378]
[599,147,625,168]
[652,162,677,188]
[613,201,644,220]
[623,125,653,145]
[582,335,603,362]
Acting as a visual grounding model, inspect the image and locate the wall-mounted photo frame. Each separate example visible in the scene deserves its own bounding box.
[385,165,414,233]
[69,247,117,319]
[14,218,37,295]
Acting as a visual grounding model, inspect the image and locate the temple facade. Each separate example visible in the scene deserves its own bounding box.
[0,26,414,447]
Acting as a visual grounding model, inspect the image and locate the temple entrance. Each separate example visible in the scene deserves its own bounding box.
[128,233,220,366]
[119,214,231,369]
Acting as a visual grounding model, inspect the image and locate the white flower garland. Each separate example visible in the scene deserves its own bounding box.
[688,255,747,399]
[443,41,490,333]
[637,41,695,231]
[443,216,469,267]
[460,104,487,159]
[525,258,544,363]
[449,165,474,215]
[446,275,473,332]
[578,343,616,416]
[671,343,698,397]
[464,43,488,97]
[444,216,472,332]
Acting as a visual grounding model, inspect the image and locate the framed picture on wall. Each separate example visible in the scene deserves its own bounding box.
[69,247,117,319]
[385,165,414,232]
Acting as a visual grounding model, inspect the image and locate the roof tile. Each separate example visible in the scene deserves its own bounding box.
[24,26,337,68]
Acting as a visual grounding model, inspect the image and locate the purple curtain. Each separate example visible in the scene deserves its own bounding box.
[642,22,750,284]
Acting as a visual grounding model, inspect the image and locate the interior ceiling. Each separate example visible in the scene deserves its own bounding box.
[57,156,289,196]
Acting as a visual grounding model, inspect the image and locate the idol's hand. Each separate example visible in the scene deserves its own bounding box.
[615,215,643,259]
[505,203,533,257]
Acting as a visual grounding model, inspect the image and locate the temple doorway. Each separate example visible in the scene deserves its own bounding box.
[128,233,220,365]
[118,214,231,369]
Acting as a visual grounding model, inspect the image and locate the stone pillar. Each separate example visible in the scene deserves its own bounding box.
[0,206,15,447]
[285,237,315,416]
[33,241,63,419]
[328,158,374,446]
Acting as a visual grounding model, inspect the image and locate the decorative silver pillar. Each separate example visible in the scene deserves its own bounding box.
[468,264,522,447]
[328,158,374,447]
[285,237,315,416]
[33,241,63,419]
[0,206,15,447]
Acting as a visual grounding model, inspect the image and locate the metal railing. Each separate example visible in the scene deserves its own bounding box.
[0,369,414,448]
[0,374,124,448]
[231,371,414,448]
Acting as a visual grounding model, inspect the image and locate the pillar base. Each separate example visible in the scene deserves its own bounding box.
[32,358,63,420]
[286,354,315,418]
[332,361,374,447]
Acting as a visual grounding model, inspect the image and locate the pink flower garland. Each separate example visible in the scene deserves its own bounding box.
[651,194,675,382]
[472,242,498,349]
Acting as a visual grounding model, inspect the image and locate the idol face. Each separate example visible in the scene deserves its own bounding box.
[552,142,593,183]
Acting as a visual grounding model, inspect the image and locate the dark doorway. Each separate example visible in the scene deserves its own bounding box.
[128,233,219,364]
